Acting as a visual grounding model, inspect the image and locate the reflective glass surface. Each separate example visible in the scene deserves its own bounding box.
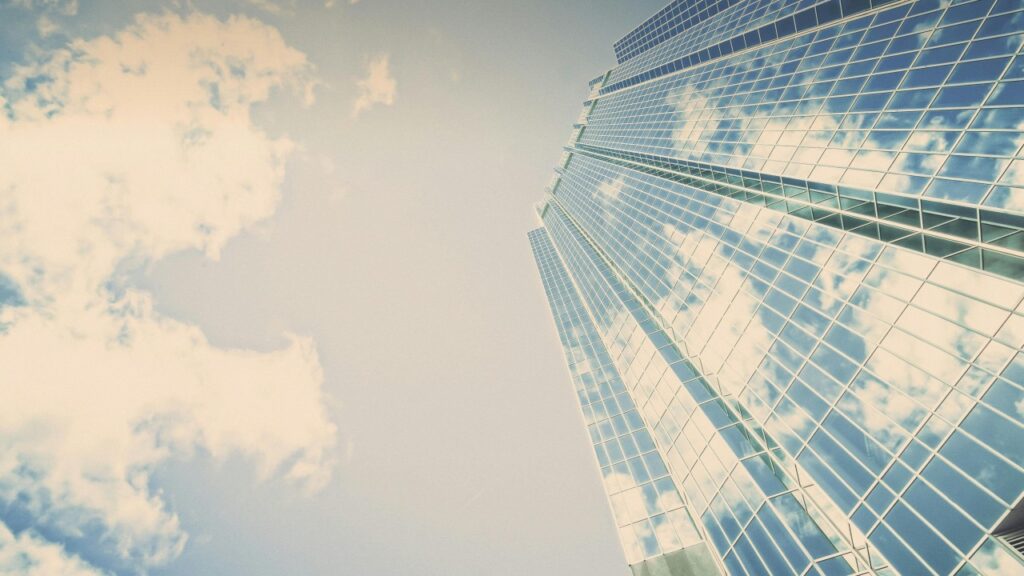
[531,1,1024,575]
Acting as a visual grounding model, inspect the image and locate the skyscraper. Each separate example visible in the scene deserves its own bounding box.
[528,1,1024,575]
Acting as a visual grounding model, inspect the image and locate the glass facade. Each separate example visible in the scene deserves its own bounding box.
[529,1,1024,575]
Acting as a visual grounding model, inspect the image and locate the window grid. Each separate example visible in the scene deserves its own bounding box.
[544,202,873,573]
[584,0,1024,216]
[531,1,1024,574]
[544,148,1024,574]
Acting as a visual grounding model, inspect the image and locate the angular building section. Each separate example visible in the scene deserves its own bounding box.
[529,1,1024,575]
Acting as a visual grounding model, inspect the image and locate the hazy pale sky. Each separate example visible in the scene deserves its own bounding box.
[0,1,666,574]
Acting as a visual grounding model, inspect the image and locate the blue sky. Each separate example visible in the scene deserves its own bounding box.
[0,0,664,574]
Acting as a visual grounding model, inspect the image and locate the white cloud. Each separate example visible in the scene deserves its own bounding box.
[597,177,624,202]
[35,15,59,38]
[0,10,337,573]
[0,525,107,576]
[351,54,396,118]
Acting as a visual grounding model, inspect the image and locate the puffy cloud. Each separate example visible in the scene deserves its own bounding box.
[35,15,59,38]
[351,54,396,118]
[0,10,337,573]
[0,525,107,576]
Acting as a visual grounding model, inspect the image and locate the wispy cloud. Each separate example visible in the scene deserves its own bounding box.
[351,54,396,118]
[10,0,77,16]
[0,11,337,574]
[246,0,286,14]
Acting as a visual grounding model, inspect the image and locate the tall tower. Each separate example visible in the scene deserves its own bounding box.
[529,1,1024,575]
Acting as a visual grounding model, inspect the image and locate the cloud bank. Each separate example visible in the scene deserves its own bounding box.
[0,10,337,574]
